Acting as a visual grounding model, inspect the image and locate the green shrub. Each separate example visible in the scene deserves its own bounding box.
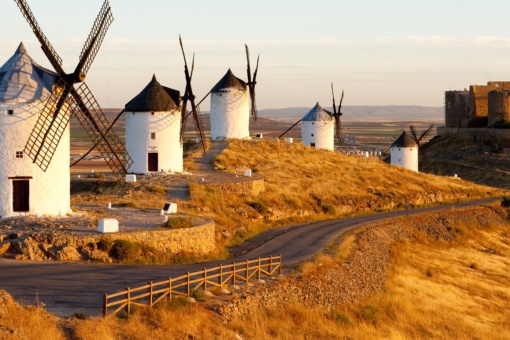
[247,200,269,215]
[191,289,208,302]
[160,217,195,229]
[327,309,353,326]
[97,237,114,251]
[111,240,142,261]
[356,304,382,324]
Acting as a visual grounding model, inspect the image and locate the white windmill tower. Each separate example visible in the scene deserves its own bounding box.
[301,102,335,151]
[125,75,182,173]
[209,45,260,140]
[390,131,419,172]
[0,43,70,217]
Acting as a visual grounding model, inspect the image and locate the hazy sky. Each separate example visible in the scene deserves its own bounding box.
[3,0,510,110]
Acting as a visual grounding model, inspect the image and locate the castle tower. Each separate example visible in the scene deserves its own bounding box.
[488,90,510,127]
[125,75,182,173]
[301,102,334,151]
[209,69,250,140]
[0,43,70,217]
[390,131,418,172]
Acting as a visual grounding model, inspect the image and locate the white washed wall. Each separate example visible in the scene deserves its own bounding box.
[210,90,250,140]
[301,120,335,151]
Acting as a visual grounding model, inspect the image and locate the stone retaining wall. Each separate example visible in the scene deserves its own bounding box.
[200,178,265,196]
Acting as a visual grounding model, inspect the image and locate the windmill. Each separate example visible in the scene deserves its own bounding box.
[245,44,260,120]
[409,124,434,162]
[14,0,132,178]
[331,83,344,143]
[178,35,206,154]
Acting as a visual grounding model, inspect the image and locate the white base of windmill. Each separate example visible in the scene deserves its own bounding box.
[301,121,335,151]
[390,147,419,172]
[210,91,250,140]
[0,103,71,217]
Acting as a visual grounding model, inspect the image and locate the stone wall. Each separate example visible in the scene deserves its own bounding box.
[200,178,265,196]
[445,90,469,128]
[488,90,510,126]
[437,127,510,149]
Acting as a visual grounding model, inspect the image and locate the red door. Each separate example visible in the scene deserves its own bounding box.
[13,180,29,212]
[148,153,159,172]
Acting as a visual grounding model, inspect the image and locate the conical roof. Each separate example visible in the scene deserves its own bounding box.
[211,69,247,93]
[0,42,57,104]
[301,102,333,121]
[391,131,418,148]
[125,74,180,112]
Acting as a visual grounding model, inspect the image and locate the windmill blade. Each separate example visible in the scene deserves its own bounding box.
[419,124,435,141]
[278,119,301,139]
[24,79,72,172]
[249,86,258,120]
[179,98,189,143]
[253,54,260,83]
[331,83,337,115]
[409,125,419,142]
[190,53,195,80]
[180,36,206,154]
[70,83,132,177]
[335,116,341,142]
[245,44,252,85]
[77,0,114,77]
[338,89,344,114]
[14,0,64,74]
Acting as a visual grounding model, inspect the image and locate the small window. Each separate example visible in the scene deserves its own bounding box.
[7,110,14,115]
[311,134,314,137]
[447,102,451,108]
[311,143,316,148]
[151,132,156,140]
[16,151,23,159]
[151,112,155,116]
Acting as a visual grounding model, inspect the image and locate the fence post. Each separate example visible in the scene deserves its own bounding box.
[245,259,249,283]
[187,272,190,297]
[232,262,236,285]
[103,293,107,317]
[219,264,223,287]
[269,255,273,276]
[258,257,261,280]
[126,287,131,315]
[279,254,282,274]
[203,268,207,291]
[148,281,153,308]
[168,277,172,300]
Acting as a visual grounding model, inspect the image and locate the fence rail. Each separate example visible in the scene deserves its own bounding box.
[103,255,282,317]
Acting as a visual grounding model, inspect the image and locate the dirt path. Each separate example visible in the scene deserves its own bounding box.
[169,141,256,201]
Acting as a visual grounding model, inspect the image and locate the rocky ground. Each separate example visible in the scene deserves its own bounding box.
[204,204,508,321]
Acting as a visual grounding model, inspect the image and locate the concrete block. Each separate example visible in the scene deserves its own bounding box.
[162,202,177,214]
[244,169,252,177]
[97,218,119,233]
[126,174,137,183]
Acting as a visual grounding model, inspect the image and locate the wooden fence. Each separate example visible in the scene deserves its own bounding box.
[103,255,282,317]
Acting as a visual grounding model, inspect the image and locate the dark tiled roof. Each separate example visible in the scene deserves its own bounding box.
[125,74,180,112]
[391,131,418,147]
[211,69,247,93]
[302,102,332,121]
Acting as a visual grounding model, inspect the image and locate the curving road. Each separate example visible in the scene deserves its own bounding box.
[0,197,498,317]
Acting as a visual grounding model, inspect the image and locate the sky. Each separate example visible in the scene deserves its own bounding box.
[3,0,510,110]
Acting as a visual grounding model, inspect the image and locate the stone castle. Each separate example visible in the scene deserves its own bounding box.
[445,81,510,128]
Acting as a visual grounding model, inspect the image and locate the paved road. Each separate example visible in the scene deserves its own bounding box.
[0,197,498,317]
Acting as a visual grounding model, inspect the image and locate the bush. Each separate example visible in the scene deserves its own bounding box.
[501,197,510,208]
[160,217,195,229]
[321,203,336,215]
[111,240,142,261]
[97,237,114,251]
[328,309,353,326]
[356,304,382,324]
[247,200,269,215]
[191,289,208,302]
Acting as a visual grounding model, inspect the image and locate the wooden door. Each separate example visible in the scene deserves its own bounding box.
[148,153,159,172]
[13,180,29,212]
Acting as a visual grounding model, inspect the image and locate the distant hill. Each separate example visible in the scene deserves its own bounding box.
[255,105,444,123]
